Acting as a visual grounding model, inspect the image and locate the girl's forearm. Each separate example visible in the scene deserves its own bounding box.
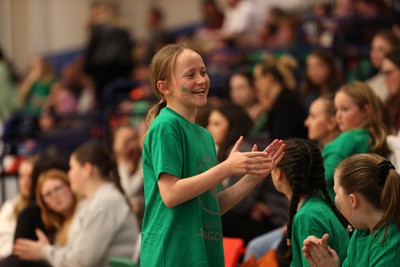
[219,174,262,214]
[158,161,230,208]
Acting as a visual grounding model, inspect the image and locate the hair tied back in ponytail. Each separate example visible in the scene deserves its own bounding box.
[377,159,395,186]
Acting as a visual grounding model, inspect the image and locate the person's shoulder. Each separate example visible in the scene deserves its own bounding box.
[90,183,127,210]
[152,108,181,125]
[368,223,400,263]
[19,203,40,217]
[373,223,400,246]
[297,195,330,217]
[151,108,195,133]
[0,196,18,215]
[326,128,369,146]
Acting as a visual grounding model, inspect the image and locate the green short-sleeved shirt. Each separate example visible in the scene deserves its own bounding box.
[291,194,349,267]
[322,128,370,200]
[342,223,400,267]
[24,76,57,115]
[141,107,224,267]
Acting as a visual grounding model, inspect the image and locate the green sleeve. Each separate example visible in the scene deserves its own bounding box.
[150,122,183,179]
[369,243,400,267]
[291,213,328,266]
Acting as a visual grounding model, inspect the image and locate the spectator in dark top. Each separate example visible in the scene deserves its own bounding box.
[250,55,307,145]
[83,0,134,100]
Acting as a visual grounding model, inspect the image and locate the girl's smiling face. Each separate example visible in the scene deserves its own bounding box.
[334,91,366,132]
[166,49,210,110]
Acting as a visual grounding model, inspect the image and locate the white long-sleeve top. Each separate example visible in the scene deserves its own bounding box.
[118,159,143,205]
[221,0,262,43]
[43,182,139,267]
[0,196,18,260]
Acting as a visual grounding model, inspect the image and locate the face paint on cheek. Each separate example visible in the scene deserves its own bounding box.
[181,86,189,94]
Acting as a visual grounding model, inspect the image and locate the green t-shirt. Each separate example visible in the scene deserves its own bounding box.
[291,194,349,267]
[343,223,400,267]
[141,107,224,267]
[322,128,370,200]
[24,76,57,115]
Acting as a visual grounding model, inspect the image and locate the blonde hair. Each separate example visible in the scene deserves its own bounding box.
[145,43,190,127]
[337,81,389,155]
[258,54,298,90]
[36,169,78,245]
[92,0,128,28]
[12,155,39,219]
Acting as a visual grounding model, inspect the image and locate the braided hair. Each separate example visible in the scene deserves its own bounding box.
[278,138,349,261]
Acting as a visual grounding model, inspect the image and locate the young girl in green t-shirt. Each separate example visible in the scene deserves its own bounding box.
[303,153,400,266]
[140,43,285,267]
[269,138,350,266]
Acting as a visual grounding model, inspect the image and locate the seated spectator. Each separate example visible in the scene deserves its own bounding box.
[207,103,288,244]
[366,30,400,103]
[19,56,57,116]
[268,13,300,49]
[251,55,307,144]
[322,81,390,200]
[302,3,333,47]
[112,125,144,223]
[300,50,340,111]
[37,82,99,160]
[193,0,224,52]
[1,154,68,267]
[228,69,258,121]
[145,6,174,59]
[303,153,400,267]
[304,95,339,147]
[59,57,96,112]
[243,139,349,265]
[255,6,286,48]
[381,49,400,134]
[0,156,38,261]
[33,169,78,246]
[197,0,263,49]
[11,169,78,267]
[199,0,224,31]
[11,142,139,267]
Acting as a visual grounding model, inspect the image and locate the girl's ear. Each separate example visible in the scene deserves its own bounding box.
[327,116,338,131]
[362,103,372,115]
[157,80,171,95]
[83,162,93,178]
[272,167,282,180]
[349,193,359,209]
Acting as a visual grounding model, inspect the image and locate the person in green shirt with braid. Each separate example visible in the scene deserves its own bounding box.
[270,138,350,266]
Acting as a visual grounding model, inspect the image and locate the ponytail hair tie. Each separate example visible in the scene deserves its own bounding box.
[377,159,395,186]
